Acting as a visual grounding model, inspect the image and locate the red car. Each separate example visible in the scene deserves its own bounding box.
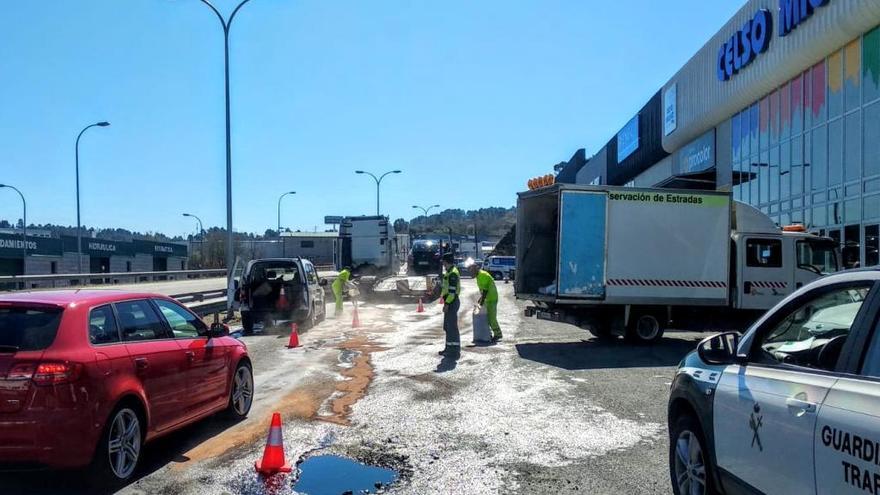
[0,290,253,483]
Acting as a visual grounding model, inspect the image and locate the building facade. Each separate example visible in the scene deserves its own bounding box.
[559,0,880,269]
[0,233,187,278]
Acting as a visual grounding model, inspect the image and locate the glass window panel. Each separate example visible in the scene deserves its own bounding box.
[770,146,780,203]
[741,161,750,204]
[781,140,791,200]
[751,161,760,206]
[866,195,880,220]
[793,73,804,135]
[845,39,862,112]
[829,118,843,186]
[761,149,770,203]
[760,96,770,151]
[805,69,813,130]
[732,113,741,162]
[733,183,742,202]
[741,107,751,159]
[830,202,843,225]
[814,63,829,126]
[813,205,827,227]
[846,198,862,224]
[847,183,861,197]
[750,103,760,152]
[828,50,843,119]
[781,212,791,226]
[866,178,880,193]
[812,126,828,191]
[846,110,862,182]
[770,90,780,146]
[865,224,879,267]
[866,102,880,177]
[794,197,804,209]
[865,27,880,103]
[793,136,805,195]
[781,82,792,139]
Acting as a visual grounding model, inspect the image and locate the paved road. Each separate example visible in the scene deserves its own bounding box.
[2,281,702,494]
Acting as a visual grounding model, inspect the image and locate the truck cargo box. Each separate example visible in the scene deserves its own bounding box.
[516,184,731,307]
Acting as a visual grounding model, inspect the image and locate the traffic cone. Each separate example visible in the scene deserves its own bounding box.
[255,412,292,475]
[286,323,300,348]
[416,298,424,313]
[275,286,288,311]
[352,303,361,328]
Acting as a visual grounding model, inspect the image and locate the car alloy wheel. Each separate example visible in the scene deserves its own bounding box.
[673,429,707,495]
[231,365,254,416]
[107,408,141,480]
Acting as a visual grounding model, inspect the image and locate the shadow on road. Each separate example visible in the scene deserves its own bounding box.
[435,355,458,373]
[0,414,244,495]
[516,334,700,371]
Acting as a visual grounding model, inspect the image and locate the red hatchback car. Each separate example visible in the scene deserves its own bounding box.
[0,290,253,482]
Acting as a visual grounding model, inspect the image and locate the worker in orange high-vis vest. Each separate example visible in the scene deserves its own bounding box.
[471,264,502,341]
[439,253,461,358]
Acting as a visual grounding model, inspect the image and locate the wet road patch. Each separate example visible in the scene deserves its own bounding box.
[292,455,398,494]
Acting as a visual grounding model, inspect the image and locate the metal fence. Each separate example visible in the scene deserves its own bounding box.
[0,268,227,291]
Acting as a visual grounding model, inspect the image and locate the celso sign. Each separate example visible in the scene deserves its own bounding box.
[717,9,772,81]
[780,0,830,37]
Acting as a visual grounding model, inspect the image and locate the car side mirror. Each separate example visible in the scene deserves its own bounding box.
[208,322,229,339]
[697,331,741,365]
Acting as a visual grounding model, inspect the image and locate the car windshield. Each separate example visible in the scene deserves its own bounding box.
[0,305,63,352]
[412,241,439,253]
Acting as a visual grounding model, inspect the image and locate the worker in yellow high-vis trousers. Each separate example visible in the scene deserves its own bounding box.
[439,254,461,359]
[471,264,502,341]
[332,267,351,316]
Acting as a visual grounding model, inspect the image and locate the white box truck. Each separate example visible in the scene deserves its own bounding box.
[337,216,400,277]
[516,184,840,343]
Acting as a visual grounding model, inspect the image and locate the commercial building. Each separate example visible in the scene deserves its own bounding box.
[557,1,880,269]
[0,233,187,278]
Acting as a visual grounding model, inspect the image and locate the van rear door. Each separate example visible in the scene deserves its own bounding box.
[227,257,245,311]
[557,190,607,299]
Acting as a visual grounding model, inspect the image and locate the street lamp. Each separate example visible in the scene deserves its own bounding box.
[75,121,110,274]
[0,184,26,266]
[277,191,296,232]
[355,170,401,215]
[194,0,255,283]
[183,213,204,268]
[412,204,440,217]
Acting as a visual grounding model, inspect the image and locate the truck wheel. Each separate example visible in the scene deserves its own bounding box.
[625,311,665,344]
[241,311,254,335]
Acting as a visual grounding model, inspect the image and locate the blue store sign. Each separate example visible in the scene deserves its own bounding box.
[780,0,830,37]
[717,9,772,81]
[678,130,715,174]
[617,115,640,163]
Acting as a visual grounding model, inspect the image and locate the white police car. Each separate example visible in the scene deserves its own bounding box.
[668,268,880,495]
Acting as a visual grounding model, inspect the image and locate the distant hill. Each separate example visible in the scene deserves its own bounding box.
[393,207,515,238]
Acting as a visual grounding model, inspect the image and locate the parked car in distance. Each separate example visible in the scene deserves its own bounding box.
[484,255,516,280]
[667,268,880,495]
[229,257,327,334]
[0,290,252,484]
[407,239,442,275]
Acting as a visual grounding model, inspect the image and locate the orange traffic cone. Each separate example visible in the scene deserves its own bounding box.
[286,323,300,348]
[275,286,288,311]
[255,412,292,475]
[352,303,361,328]
[416,298,424,313]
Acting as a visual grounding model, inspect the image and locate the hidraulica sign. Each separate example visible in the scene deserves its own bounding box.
[717,0,831,81]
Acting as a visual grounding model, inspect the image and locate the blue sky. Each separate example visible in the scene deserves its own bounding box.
[0,1,744,237]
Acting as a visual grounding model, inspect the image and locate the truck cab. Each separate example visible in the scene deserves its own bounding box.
[229,257,327,334]
[731,202,839,311]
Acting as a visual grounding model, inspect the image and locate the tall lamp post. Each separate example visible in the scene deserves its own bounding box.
[277,191,296,232]
[0,184,27,267]
[355,170,401,215]
[411,204,439,239]
[195,0,255,281]
[75,121,110,274]
[182,212,204,267]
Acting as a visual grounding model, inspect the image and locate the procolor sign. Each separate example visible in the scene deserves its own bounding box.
[717,9,772,81]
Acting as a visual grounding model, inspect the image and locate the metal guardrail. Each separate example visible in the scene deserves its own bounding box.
[0,269,228,291]
[172,288,229,317]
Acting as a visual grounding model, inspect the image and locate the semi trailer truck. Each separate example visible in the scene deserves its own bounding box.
[516,184,840,344]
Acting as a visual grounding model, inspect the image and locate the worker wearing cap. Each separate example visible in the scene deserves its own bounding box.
[332,267,351,316]
[439,253,461,358]
[470,264,502,342]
